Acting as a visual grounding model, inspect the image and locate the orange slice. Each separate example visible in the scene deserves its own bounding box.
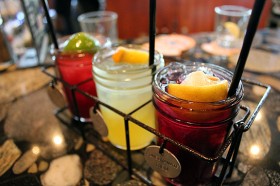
[112,46,149,64]
[168,71,228,102]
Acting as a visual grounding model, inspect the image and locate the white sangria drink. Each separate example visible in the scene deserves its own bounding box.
[93,45,164,150]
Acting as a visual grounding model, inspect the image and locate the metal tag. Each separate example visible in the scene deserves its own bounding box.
[144,145,181,178]
[47,82,66,108]
[89,107,108,137]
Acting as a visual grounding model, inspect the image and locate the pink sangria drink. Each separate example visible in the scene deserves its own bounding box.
[152,62,243,185]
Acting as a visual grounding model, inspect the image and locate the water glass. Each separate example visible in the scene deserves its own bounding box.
[215,5,251,48]
[78,11,118,44]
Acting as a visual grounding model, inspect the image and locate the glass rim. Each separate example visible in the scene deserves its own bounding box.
[77,11,118,23]
[152,97,240,126]
[94,77,153,90]
[93,66,157,80]
[55,50,94,66]
[215,5,252,17]
[93,44,164,75]
[153,62,244,106]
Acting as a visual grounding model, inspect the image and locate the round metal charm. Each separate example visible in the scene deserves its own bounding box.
[47,82,66,108]
[89,107,108,137]
[144,145,181,178]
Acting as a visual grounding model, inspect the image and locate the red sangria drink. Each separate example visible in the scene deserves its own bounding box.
[56,52,97,121]
[152,62,243,185]
[55,32,100,121]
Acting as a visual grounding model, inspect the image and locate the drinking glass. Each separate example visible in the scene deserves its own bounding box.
[55,50,97,122]
[78,11,118,44]
[92,45,164,150]
[153,62,244,185]
[215,5,251,48]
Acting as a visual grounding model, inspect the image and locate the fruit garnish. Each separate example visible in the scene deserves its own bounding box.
[63,32,100,54]
[224,22,240,38]
[168,71,228,102]
[112,46,149,64]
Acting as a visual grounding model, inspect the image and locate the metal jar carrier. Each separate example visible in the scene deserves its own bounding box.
[42,60,271,185]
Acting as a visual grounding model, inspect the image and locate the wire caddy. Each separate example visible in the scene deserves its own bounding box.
[42,62,271,186]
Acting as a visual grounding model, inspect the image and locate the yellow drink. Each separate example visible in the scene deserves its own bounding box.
[93,45,164,150]
[98,90,155,150]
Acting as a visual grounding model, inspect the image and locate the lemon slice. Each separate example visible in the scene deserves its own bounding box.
[112,46,149,64]
[224,22,240,38]
[168,71,228,102]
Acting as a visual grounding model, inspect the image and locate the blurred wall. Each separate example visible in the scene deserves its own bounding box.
[106,0,273,40]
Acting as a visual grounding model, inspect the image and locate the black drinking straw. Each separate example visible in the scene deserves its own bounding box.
[41,0,59,49]
[227,0,266,97]
[149,0,156,67]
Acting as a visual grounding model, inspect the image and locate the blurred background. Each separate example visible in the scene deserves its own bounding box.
[0,0,277,39]
[50,0,277,39]
[0,0,279,67]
